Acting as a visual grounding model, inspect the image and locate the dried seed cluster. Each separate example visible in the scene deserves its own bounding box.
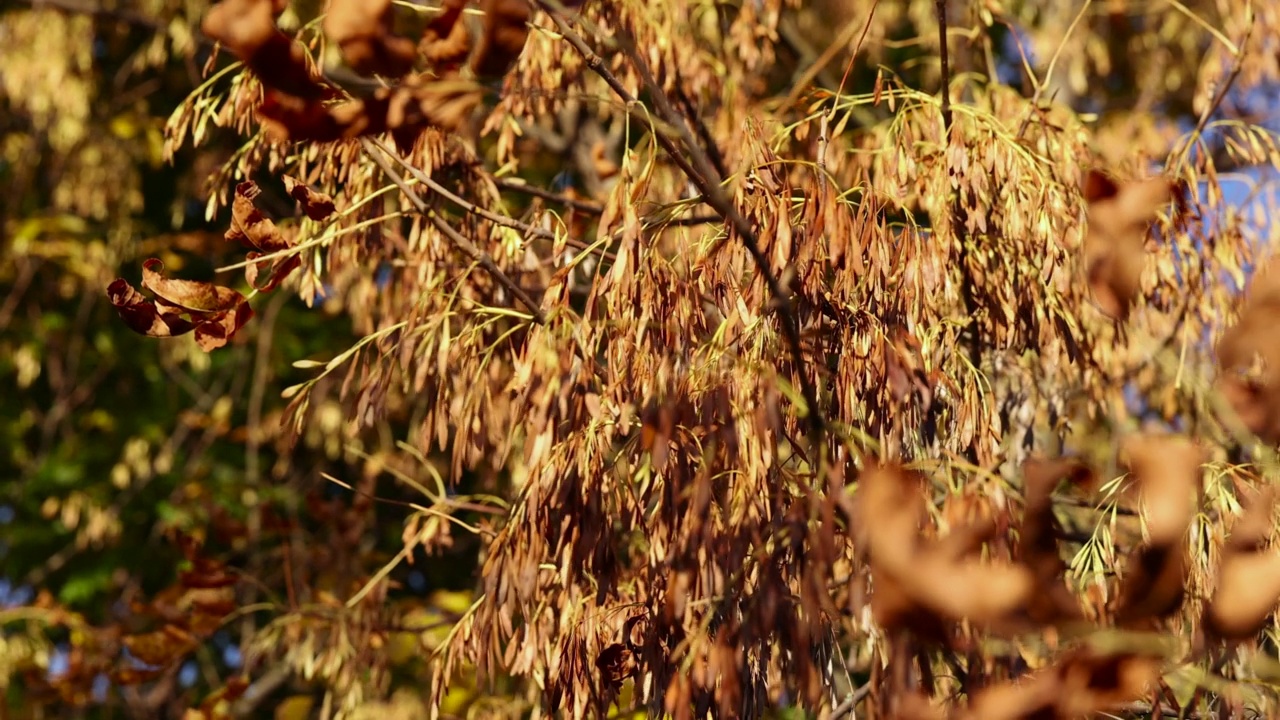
[90,0,1280,717]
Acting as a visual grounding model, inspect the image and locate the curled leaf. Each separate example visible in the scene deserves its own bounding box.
[107,278,196,338]
[108,264,254,352]
[283,175,337,220]
[192,301,255,351]
[228,181,303,290]
[142,259,244,313]
[227,181,290,252]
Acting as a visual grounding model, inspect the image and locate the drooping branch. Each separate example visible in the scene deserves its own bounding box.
[534,0,827,442]
[360,138,547,324]
[367,137,609,259]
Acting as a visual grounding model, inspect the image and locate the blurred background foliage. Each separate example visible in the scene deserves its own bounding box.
[2,0,1280,717]
[0,1,489,716]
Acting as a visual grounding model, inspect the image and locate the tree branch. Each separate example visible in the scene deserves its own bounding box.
[494,178,605,213]
[360,138,547,324]
[367,137,611,260]
[935,0,984,462]
[534,0,826,441]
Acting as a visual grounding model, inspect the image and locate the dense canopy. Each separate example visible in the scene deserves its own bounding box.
[5,0,1280,718]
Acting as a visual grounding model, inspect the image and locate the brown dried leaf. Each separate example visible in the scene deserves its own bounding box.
[107,278,197,339]
[180,557,238,590]
[1081,169,1179,322]
[283,175,337,220]
[595,643,637,688]
[470,0,530,78]
[203,0,330,100]
[258,76,482,144]
[324,0,418,78]
[227,181,304,290]
[1217,255,1280,444]
[122,625,199,667]
[957,672,1057,720]
[640,399,677,473]
[956,647,1158,720]
[1111,433,1204,627]
[1204,485,1280,641]
[201,0,284,56]
[192,301,255,351]
[228,181,290,251]
[109,264,253,351]
[1016,458,1096,625]
[420,0,472,71]
[245,251,301,293]
[142,259,244,313]
[856,463,1034,639]
[1054,648,1161,717]
[256,89,351,142]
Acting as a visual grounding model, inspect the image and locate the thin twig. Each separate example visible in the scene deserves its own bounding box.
[818,114,830,174]
[360,138,547,324]
[493,178,605,213]
[368,137,612,260]
[1170,18,1253,171]
[668,56,729,182]
[782,1,880,113]
[936,0,954,135]
[1014,0,1091,140]
[536,0,826,440]
[231,665,292,718]
[831,682,872,718]
[934,0,984,466]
